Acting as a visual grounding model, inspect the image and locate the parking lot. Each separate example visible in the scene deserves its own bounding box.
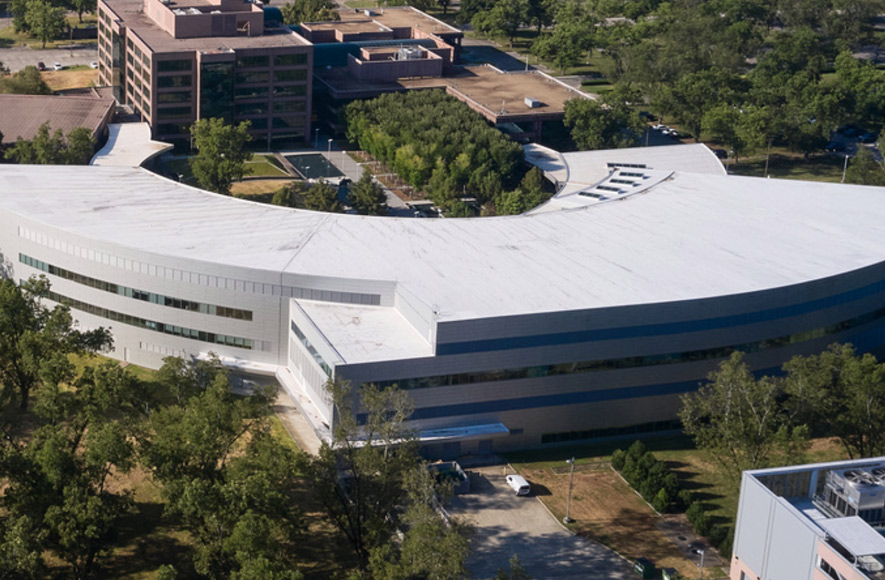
[448,466,634,579]
[0,44,97,72]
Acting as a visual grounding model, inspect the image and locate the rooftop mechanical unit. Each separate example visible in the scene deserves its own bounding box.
[524,97,541,108]
[820,465,885,525]
[396,46,422,60]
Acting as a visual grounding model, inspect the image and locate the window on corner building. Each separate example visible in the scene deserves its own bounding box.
[235,70,269,84]
[157,74,192,88]
[157,91,192,104]
[274,53,306,66]
[272,84,305,97]
[236,55,268,68]
[273,100,305,113]
[273,69,306,83]
[272,115,305,129]
[157,59,192,73]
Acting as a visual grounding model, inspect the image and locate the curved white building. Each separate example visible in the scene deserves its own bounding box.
[2,143,885,454]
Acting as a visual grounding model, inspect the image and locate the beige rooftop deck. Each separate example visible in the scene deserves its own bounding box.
[338,6,460,35]
[107,0,310,51]
[303,20,390,33]
[406,66,589,118]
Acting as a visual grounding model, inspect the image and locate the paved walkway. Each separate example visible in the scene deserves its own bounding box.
[273,387,323,455]
[281,141,412,215]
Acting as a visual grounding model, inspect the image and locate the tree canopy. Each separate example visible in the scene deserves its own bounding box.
[0,65,52,95]
[5,123,96,165]
[280,0,338,25]
[681,343,885,482]
[189,118,254,195]
[347,172,387,216]
[344,90,525,214]
[302,179,343,213]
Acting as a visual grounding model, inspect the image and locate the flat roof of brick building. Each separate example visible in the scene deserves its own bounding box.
[0,93,114,145]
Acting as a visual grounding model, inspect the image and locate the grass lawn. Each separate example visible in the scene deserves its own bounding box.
[730,152,845,182]
[344,0,379,7]
[244,154,290,177]
[40,66,97,91]
[507,433,850,578]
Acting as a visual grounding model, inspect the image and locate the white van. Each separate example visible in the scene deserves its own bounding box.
[505,474,531,496]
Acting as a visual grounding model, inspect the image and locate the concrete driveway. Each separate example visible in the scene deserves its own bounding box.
[0,44,97,72]
[449,467,634,579]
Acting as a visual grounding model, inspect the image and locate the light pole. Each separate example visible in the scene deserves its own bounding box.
[842,153,850,183]
[696,548,705,580]
[563,457,576,524]
[327,138,333,178]
[314,127,320,149]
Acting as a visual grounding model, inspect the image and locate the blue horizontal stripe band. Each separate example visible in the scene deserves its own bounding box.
[437,277,885,355]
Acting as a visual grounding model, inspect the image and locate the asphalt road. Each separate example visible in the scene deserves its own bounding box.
[449,467,634,580]
[0,44,98,72]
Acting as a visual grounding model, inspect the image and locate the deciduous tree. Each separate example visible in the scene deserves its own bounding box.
[348,172,387,215]
[141,359,303,580]
[0,277,112,410]
[189,118,253,195]
[680,351,809,481]
[303,178,343,212]
[5,122,97,165]
[0,65,51,95]
[299,380,418,570]
[563,92,643,150]
[280,0,338,25]
[846,148,885,186]
[25,0,65,48]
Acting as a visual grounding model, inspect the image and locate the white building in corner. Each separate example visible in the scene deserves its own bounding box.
[732,457,885,580]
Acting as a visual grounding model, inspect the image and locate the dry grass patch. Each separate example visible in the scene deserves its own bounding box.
[231,178,290,196]
[41,68,98,91]
[522,466,705,578]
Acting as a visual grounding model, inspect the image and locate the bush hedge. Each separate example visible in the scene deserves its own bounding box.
[610,440,735,558]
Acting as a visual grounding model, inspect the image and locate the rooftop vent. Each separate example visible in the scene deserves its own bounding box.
[845,469,877,487]
[524,97,541,108]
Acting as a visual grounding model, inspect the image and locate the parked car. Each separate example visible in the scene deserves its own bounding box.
[36,62,46,71]
[89,61,99,69]
[633,557,656,579]
[838,124,862,138]
[712,148,728,159]
[505,474,531,496]
[52,62,64,71]
[859,132,879,144]
[825,141,847,153]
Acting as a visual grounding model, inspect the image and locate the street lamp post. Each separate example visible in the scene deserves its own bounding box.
[842,153,850,183]
[563,457,576,524]
[327,138,333,178]
[697,548,705,580]
[314,128,320,149]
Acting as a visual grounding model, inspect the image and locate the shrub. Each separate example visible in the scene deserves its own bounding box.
[662,472,680,497]
[652,487,671,513]
[707,522,729,547]
[677,489,694,511]
[685,502,704,525]
[626,440,648,461]
[621,455,638,486]
[611,448,626,471]
[639,478,658,501]
[718,526,735,559]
